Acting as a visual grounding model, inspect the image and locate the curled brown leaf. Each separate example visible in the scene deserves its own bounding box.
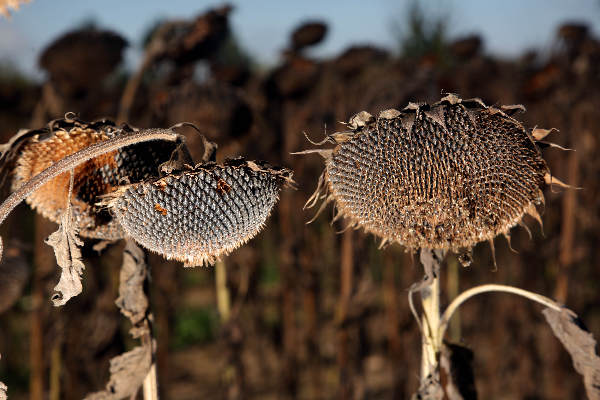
[46,212,85,306]
[83,344,152,400]
[115,240,149,335]
[46,170,86,306]
[543,307,600,400]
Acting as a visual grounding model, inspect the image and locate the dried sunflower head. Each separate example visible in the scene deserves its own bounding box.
[303,94,558,254]
[105,159,292,266]
[6,117,185,239]
[39,28,127,94]
[290,21,328,51]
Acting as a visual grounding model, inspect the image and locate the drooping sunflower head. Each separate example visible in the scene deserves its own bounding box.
[8,117,184,240]
[304,94,558,255]
[106,159,293,267]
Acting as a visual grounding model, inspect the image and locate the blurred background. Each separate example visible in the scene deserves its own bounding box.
[1,0,600,399]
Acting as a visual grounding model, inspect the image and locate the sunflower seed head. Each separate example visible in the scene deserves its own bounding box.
[11,118,182,239]
[108,159,292,266]
[306,94,550,252]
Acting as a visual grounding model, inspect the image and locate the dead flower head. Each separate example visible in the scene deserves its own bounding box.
[5,117,185,239]
[302,94,565,256]
[105,159,292,267]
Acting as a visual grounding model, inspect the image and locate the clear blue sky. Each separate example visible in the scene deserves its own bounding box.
[1,0,599,79]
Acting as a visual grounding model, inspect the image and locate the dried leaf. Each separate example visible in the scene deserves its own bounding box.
[410,249,446,293]
[92,240,115,253]
[46,214,85,306]
[45,171,85,306]
[543,307,600,400]
[532,127,558,141]
[84,344,152,400]
[115,240,148,329]
[440,343,478,400]
[544,173,579,190]
[412,371,444,400]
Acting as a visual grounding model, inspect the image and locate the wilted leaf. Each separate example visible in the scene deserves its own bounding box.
[84,344,152,400]
[440,343,478,400]
[115,240,148,329]
[46,212,85,306]
[45,171,85,306]
[412,371,444,400]
[543,307,600,400]
[411,249,446,293]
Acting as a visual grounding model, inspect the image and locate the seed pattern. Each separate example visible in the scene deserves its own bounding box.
[109,160,292,266]
[307,94,549,252]
[12,119,181,239]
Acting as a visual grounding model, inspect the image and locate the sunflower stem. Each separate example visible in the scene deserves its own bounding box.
[437,283,562,346]
[418,248,446,382]
[215,259,231,322]
[142,364,158,400]
[420,266,440,380]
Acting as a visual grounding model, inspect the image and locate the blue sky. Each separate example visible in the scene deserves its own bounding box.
[1,0,599,79]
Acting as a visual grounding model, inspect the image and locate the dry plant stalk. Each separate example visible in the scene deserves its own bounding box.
[299,94,593,398]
